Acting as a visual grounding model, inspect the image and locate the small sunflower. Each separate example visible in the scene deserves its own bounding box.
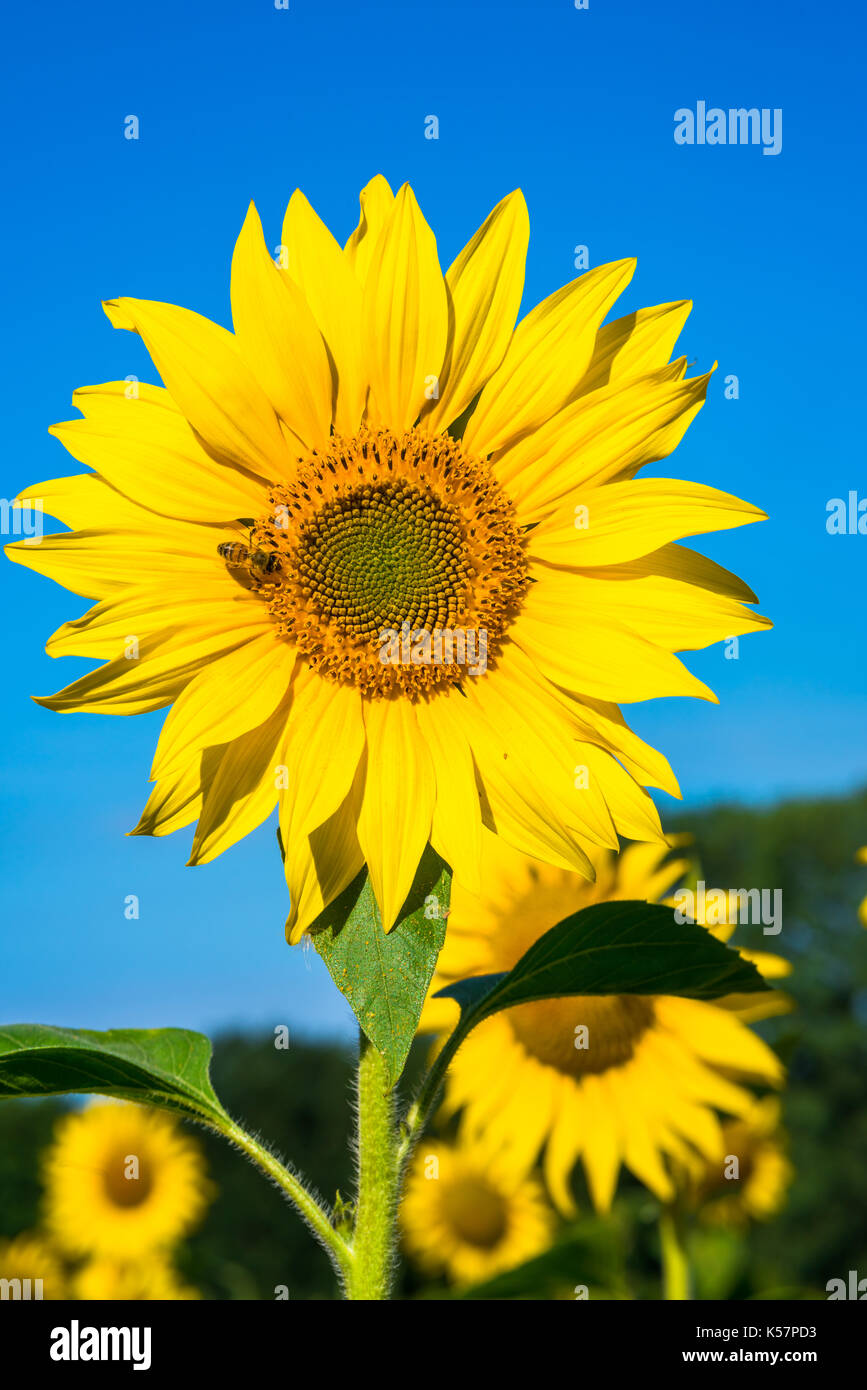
[401,1137,554,1286]
[421,833,787,1213]
[42,1101,211,1260]
[684,1096,793,1225]
[74,1257,200,1300]
[0,1232,66,1299]
[8,177,770,935]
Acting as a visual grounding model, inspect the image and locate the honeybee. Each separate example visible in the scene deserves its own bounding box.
[217,539,282,577]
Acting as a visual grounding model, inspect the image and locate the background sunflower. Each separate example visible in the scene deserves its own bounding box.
[420,832,789,1214]
[42,1100,212,1261]
[400,1137,554,1287]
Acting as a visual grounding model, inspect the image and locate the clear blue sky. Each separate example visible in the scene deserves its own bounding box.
[1,0,864,1040]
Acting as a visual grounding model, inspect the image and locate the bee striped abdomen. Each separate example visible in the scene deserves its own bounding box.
[217,542,250,565]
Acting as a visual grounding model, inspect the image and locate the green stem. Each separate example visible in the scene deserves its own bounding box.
[220,1117,354,1290]
[347,1032,400,1300]
[397,1025,462,1167]
[659,1204,692,1300]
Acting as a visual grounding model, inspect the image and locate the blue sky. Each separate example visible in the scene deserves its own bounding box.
[1,0,864,1040]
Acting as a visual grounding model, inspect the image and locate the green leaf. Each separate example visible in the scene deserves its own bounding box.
[311,845,450,1087]
[0,1024,230,1128]
[435,899,769,1042]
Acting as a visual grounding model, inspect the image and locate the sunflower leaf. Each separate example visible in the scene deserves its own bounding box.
[435,899,770,1033]
[0,1024,230,1128]
[311,845,450,1086]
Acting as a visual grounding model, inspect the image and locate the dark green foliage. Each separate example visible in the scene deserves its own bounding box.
[669,788,867,1295]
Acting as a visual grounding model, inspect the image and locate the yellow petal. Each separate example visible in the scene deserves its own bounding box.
[344,175,395,283]
[281,190,366,434]
[131,760,203,837]
[362,184,448,432]
[529,562,771,653]
[189,696,291,864]
[150,632,296,782]
[46,582,263,659]
[510,593,717,704]
[34,626,261,715]
[462,258,636,456]
[466,660,620,848]
[656,998,784,1087]
[579,1075,622,1212]
[577,743,665,844]
[542,1079,584,1215]
[103,298,288,479]
[579,299,692,397]
[528,477,767,568]
[627,540,760,604]
[13,471,204,533]
[7,522,228,599]
[499,645,681,796]
[621,1110,675,1203]
[421,190,529,433]
[445,685,596,875]
[736,948,792,981]
[478,1060,556,1175]
[356,696,436,930]
[282,774,365,943]
[414,695,483,892]
[281,669,365,837]
[495,365,714,518]
[230,203,333,451]
[49,382,268,521]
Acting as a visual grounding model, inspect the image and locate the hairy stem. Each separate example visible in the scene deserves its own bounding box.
[220,1117,354,1290]
[347,1033,400,1300]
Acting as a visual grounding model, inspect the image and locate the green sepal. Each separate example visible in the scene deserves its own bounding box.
[311,845,450,1086]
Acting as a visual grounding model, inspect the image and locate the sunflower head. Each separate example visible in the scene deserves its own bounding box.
[42,1100,213,1260]
[262,424,528,697]
[400,1137,554,1286]
[8,176,769,936]
[421,832,787,1215]
[0,1231,66,1299]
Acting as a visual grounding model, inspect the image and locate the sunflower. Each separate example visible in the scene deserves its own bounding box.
[74,1257,200,1300]
[42,1101,212,1260]
[0,1232,66,1299]
[400,1137,554,1286]
[420,832,788,1213]
[683,1096,793,1225]
[7,176,769,935]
